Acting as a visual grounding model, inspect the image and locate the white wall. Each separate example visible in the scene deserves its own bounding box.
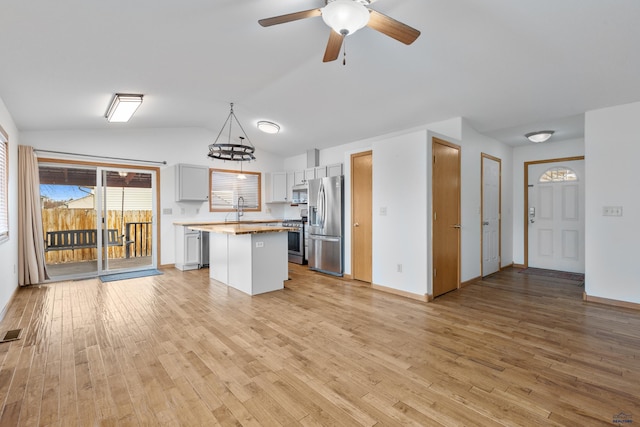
[511,138,585,265]
[20,128,286,266]
[371,131,428,295]
[585,102,640,304]
[0,97,19,318]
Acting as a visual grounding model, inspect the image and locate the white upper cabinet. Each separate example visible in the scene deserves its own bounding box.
[303,168,315,183]
[176,164,209,202]
[327,163,343,177]
[266,172,288,203]
[314,166,327,179]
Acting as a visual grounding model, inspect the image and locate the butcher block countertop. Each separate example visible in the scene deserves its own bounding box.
[188,224,293,235]
[174,219,281,226]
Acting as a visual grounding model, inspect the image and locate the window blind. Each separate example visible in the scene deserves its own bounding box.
[0,138,8,240]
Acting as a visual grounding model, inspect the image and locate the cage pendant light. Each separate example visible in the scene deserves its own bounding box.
[208,103,256,161]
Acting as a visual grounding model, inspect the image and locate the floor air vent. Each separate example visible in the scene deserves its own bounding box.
[0,329,22,343]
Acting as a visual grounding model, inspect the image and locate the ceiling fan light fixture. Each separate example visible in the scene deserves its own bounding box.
[257,120,280,134]
[525,130,555,143]
[322,0,370,36]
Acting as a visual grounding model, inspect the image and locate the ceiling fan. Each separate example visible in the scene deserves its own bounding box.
[258,0,420,63]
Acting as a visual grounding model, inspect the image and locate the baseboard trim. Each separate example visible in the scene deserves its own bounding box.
[343,273,353,280]
[583,292,640,311]
[460,276,480,288]
[0,284,20,324]
[501,262,514,269]
[371,283,429,302]
[512,263,525,269]
[159,263,175,270]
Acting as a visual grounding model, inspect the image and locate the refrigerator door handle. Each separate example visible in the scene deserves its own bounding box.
[318,182,326,229]
[310,235,340,242]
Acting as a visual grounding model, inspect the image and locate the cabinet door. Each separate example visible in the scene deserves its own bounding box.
[293,170,305,186]
[327,163,343,177]
[176,164,209,201]
[304,168,315,183]
[267,172,288,203]
[184,232,201,266]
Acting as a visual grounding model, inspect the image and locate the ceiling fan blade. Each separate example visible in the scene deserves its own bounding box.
[323,30,344,62]
[258,8,322,27]
[367,9,420,45]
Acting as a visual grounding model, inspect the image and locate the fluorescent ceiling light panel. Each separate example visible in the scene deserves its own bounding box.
[106,94,143,122]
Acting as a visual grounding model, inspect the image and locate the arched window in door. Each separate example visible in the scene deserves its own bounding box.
[538,166,578,183]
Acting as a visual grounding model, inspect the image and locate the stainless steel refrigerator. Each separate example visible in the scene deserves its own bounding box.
[308,175,344,276]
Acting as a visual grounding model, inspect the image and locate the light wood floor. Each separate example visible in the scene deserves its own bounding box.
[0,266,638,426]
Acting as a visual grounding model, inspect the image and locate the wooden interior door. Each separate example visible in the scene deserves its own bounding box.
[351,151,372,282]
[432,138,461,297]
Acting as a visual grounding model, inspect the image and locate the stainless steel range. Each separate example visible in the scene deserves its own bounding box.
[282,219,306,264]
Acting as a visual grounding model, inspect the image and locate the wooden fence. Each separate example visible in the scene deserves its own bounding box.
[42,208,152,264]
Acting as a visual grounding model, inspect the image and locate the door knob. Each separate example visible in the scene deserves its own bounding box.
[453,224,462,229]
[354,223,359,227]
[483,221,489,226]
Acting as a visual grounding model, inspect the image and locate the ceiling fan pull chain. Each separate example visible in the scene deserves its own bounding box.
[343,39,347,66]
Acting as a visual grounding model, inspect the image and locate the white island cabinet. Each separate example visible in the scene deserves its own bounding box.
[189,224,291,296]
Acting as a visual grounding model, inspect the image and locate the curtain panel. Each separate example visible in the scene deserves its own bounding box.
[18,145,48,285]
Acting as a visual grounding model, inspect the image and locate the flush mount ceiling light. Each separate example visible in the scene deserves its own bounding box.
[525,130,555,143]
[105,93,143,123]
[208,103,256,161]
[257,121,280,134]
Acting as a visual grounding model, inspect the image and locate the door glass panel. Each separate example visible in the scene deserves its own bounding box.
[40,164,99,279]
[101,168,155,273]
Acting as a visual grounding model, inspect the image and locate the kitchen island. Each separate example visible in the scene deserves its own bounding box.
[188,224,292,296]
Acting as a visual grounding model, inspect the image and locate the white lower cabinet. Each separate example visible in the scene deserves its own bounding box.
[175,226,200,270]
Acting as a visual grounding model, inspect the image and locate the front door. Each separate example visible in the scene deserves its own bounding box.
[432,138,461,297]
[351,151,372,283]
[527,159,585,273]
[481,154,501,276]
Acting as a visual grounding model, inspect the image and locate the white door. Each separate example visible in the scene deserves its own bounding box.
[482,155,500,276]
[528,160,585,273]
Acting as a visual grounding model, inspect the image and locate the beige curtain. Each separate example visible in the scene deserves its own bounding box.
[18,145,48,285]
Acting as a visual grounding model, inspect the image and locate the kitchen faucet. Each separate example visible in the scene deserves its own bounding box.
[236,196,245,222]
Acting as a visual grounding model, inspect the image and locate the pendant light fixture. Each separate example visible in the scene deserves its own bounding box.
[208,103,256,161]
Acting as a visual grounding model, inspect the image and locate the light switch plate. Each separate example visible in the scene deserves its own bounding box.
[602,206,623,216]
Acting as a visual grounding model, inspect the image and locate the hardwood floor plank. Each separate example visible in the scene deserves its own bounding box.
[0,266,639,425]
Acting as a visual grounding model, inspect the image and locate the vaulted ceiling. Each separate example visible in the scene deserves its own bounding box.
[1,1,639,156]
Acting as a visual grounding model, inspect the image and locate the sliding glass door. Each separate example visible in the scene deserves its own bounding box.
[39,162,157,280]
[99,167,156,274]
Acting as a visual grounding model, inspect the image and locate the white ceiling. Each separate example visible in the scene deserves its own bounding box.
[1,0,639,156]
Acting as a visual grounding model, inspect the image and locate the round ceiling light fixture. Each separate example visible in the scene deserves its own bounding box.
[525,130,555,143]
[257,120,280,134]
[322,0,370,36]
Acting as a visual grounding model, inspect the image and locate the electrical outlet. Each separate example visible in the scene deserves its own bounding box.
[195,208,200,214]
[397,264,402,273]
[162,208,172,215]
[256,242,264,248]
